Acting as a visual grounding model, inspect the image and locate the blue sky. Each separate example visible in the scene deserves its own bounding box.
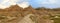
[0,0,60,9]
[29,0,60,8]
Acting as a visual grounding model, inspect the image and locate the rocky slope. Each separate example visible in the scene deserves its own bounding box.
[0,5,60,23]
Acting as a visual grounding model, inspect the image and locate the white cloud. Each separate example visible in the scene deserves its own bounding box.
[1,0,9,4]
[0,4,10,9]
[41,0,57,4]
[0,0,30,9]
[49,0,57,3]
[18,2,29,9]
[0,0,19,9]
[2,0,18,5]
